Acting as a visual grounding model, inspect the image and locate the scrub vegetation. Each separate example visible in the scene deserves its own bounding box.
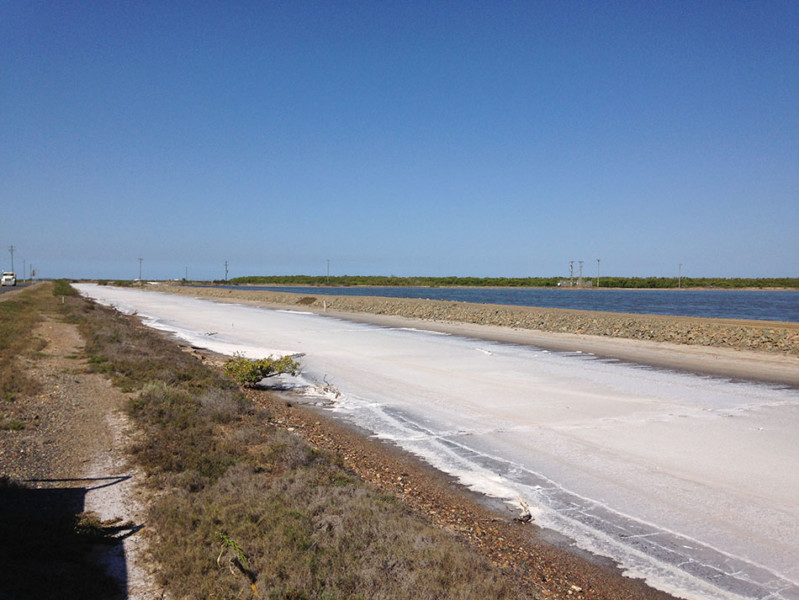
[65,283,529,598]
[0,285,46,403]
[225,274,799,289]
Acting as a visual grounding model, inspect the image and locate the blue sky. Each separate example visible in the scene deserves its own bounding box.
[2,1,797,280]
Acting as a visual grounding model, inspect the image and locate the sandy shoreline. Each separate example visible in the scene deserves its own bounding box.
[153,284,799,386]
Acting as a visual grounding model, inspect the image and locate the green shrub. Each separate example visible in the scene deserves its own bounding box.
[52,279,79,296]
[223,355,301,386]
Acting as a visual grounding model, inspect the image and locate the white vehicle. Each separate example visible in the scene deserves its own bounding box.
[1,272,16,286]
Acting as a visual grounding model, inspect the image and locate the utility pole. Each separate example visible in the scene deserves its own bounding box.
[225,260,229,281]
[678,263,683,289]
[185,267,188,281]
[23,259,26,282]
[8,245,15,272]
[596,259,600,288]
[569,261,574,287]
[578,260,584,287]
[138,258,143,281]
[326,259,330,285]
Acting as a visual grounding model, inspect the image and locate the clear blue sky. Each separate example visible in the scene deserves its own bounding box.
[2,1,797,281]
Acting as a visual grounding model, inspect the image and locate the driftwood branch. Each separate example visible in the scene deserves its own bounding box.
[514,495,533,523]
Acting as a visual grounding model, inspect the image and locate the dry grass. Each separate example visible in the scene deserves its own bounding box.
[0,285,49,401]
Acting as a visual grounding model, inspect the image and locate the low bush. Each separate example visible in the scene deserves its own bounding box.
[223,354,301,386]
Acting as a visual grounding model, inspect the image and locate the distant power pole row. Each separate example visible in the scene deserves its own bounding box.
[564,259,685,288]
[135,258,232,281]
[9,246,37,281]
[567,259,600,287]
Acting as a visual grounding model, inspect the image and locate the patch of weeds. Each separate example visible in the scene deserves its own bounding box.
[74,511,112,541]
[52,279,79,297]
[147,459,524,599]
[31,335,48,352]
[74,512,136,543]
[198,388,249,424]
[76,301,232,393]
[1,418,25,431]
[127,383,235,483]
[0,286,51,399]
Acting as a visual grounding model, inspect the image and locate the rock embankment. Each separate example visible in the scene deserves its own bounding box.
[157,286,799,356]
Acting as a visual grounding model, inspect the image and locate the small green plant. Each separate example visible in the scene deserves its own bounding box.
[1,418,25,431]
[216,531,249,566]
[223,354,301,386]
[217,532,258,596]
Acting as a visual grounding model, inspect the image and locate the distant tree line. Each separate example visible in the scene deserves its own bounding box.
[223,275,799,289]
